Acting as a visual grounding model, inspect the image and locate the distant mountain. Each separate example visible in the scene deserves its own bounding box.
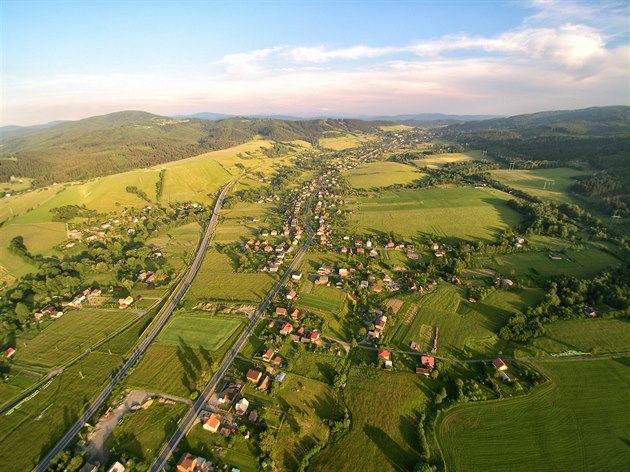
[0,110,383,186]
[0,120,68,141]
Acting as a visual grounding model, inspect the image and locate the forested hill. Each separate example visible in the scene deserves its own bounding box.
[0,111,384,186]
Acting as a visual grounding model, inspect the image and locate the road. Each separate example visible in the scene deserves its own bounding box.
[149,183,318,472]
[32,177,240,472]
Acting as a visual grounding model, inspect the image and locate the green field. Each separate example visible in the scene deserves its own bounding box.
[479,246,621,279]
[296,285,346,314]
[345,161,426,189]
[107,402,187,462]
[349,186,522,243]
[15,309,138,368]
[146,222,201,272]
[319,134,373,150]
[490,167,590,205]
[0,352,125,471]
[438,358,630,472]
[412,150,487,169]
[186,249,277,302]
[311,368,434,472]
[156,315,243,350]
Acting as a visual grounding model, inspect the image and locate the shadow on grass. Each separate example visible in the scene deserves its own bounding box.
[363,425,411,472]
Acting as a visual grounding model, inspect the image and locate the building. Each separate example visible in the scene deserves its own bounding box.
[203,414,221,433]
[280,323,293,336]
[286,289,297,300]
[246,369,262,384]
[118,296,134,309]
[5,347,16,358]
[235,398,250,415]
[262,348,275,361]
[492,358,508,371]
[309,330,322,345]
[106,462,126,472]
[378,349,391,362]
[176,453,197,472]
[291,272,303,281]
[275,307,287,317]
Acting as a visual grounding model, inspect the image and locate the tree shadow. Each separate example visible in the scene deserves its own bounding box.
[363,425,410,472]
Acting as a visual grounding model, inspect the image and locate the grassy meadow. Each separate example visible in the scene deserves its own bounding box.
[437,358,630,472]
[156,315,243,350]
[319,134,373,150]
[345,161,426,189]
[349,186,522,244]
[412,150,487,169]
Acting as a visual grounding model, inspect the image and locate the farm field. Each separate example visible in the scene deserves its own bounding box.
[345,161,426,189]
[0,367,43,405]
[146,222,201,272]
[522,317,630,356]
[479,246,621,279]
[489,167,590,204]
[319,134,373,150]
[186,249,277,302]
[156,314,243,351]
[349,186,522,244]
[438,358,630,472]
[0,351,125,471]
[311,368,434,472]
[412,150,487,169]
[296,285,345,314]
[107,402,187,462]
[14,309,139,368]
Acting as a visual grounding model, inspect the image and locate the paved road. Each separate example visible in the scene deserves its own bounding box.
[149,183,318,472]
[32,178,240,472]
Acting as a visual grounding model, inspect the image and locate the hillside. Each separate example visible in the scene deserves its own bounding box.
[0,112,383,186]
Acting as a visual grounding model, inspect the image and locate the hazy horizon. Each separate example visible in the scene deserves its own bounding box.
[2,0,629,126]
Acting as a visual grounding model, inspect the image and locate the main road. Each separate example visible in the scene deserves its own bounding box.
[33,176,241,472]
[149,183,318,472]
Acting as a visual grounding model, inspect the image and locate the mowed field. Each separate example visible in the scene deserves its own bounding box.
[311,369,434,472]
[438,358,630,472]
[489,167,590,205]
[349,186,522,243]
[412,150,487,169]
[345,161,426,189]
[186,248,277,302]
[319,134,374,150]
[156,315,243,350]
[14,309,138,368]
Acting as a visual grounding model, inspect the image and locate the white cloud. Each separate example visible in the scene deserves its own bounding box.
[287,45,401,63]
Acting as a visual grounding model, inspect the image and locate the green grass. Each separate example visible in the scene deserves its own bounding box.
[0,351,125,471]
[523,317,630,356]
[14,309,138,368]
[107,402,187,462]
[437,358,630,472]
[480,247,621,279]
[0,368,43,405]
[319,134,373,151]
[156,315,243,350]
[490,167,590,205]
[186,248,277,302]
[345,161,426,189]
[146,222,201,271]
[296,286,345,314]
[349,186,522,244]
[412,150,487,169]
[311,368,435,472]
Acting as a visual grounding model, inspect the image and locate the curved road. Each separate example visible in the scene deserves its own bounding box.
[149,183,318,472]
[33,177,240,472]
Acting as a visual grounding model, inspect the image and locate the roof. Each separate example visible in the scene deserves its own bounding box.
[310,330,321,341]
[177,453,196,472]
[263,348,274,359]
[6,347,15,357]
[378,349,391,359]
[205,413,221,430]
[421,355,435,369]
[246,369,262,382]
[492,358,507,369]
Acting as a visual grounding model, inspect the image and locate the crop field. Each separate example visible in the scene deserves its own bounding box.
[349,186,522,244]
[274,374,343,471]
[186,249,277,302]
[319,134,373,150]
[156,315,243,351]
[345,161,426,189]
[311,368,435,472]
[479,247,621,279]
[523,318,630,356]
[489,167,590,205]
[107,402,187,462]
[438,358,630,472]
[0,368,43,405]
[14,309,138,367]
[0,351,125,471]
[412,150,487,169]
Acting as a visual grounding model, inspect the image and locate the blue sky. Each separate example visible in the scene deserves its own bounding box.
[2,0,628,125]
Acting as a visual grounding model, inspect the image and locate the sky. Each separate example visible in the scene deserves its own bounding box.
[2,0,629,125]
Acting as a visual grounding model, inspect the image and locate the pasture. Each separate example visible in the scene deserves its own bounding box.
[146,222,201,272]
[311,368,435,472]
[437,358,630,472]
[345,161,426,189]
[14,309,138,368]
[156,315,243,351]
[296,286,345,314]
[185,249,277,302]
[319,134,373,150]
[107,402,187,462]
[489,167,590,205]
[349,186,522,244]
[0,351,125,471]
[412,150,487,169]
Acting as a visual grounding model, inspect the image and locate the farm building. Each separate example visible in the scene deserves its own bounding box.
[118,296,134,309]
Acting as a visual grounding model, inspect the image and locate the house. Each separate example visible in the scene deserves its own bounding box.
[286,290,297,300]
[360,280,369,289]
[262,348,275,361]
[416,367,432,376]
[273,356,282,365]
[492,358,508,371]
[500,372,512,382]
[584,307,598,318]
[248,411,258,422]
[421,355,435,370]
[235,398,250,415]
[378,349,391,361]
[246,369,262,384]
[176,453,197,472]
[275,307,287,317]
[203,413,221,433]
[410,341,420,351]
[118,296,134,309]
[315,275,329,285]
[6,347,16,358]
[291,272,303,281]
[338,268,349,277]
[106,462,125,472]
[434,250,446,257]
[374,315,388,331]
[258,375,271,391]
[290,309,300,320]
[373,284,383,293]
[280,323,293,336]
[501,278,514,288]
[218,383,242,404]
[309,330,322,345]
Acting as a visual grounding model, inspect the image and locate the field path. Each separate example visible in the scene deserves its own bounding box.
[33,175,242,472]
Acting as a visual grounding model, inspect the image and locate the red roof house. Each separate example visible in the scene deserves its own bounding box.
[492,358,508,371]
[246,369,262,383]
[6,347,16,358]
[203,413,221,433]
[280,323,293,336]
[378,349,391,361]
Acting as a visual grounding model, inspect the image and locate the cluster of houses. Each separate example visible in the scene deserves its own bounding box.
[176,452,239,472]
[136,270,167,287]
[367,311,388,340]
[31,287,105,323]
